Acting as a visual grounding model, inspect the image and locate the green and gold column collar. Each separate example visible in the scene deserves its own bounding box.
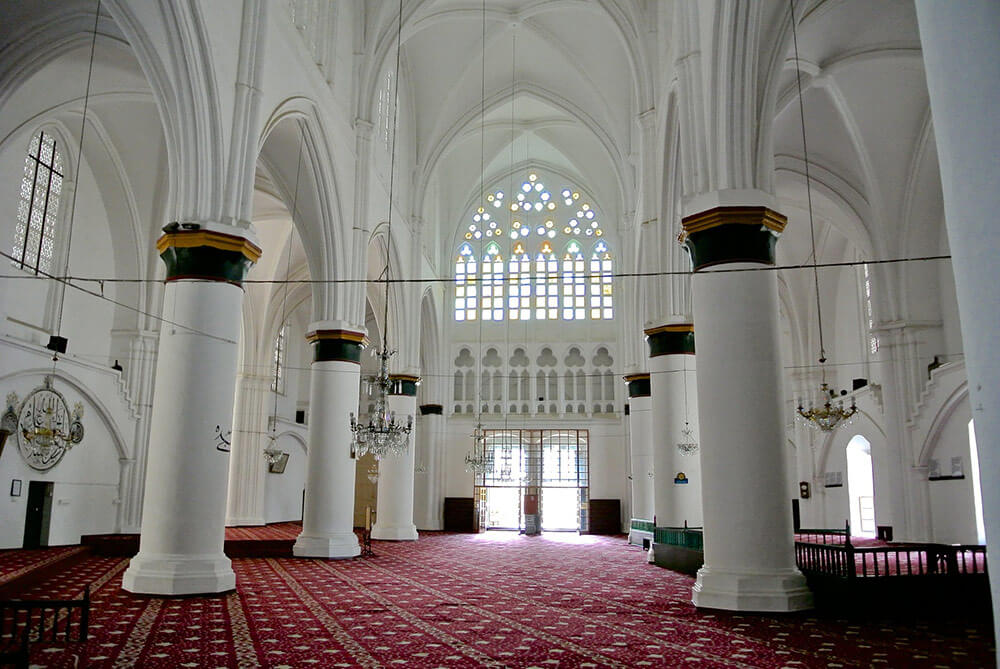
[645,323,695,357]
[623,373,651,398]
[157,222,262,286]
[306,325,366,364]
[680,206,786,271]
[389,374,420,397]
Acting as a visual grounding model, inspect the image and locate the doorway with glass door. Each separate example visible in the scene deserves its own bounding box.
[476,429,589,532]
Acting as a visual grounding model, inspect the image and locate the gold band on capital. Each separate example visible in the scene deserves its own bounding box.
[389,375,420,397]
[623,373,651,399]
[156,228,262,286]
[680,206,787,271]
[306,329,366,364]
[645,324,695,358]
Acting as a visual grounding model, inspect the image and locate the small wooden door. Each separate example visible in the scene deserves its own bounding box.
[23,481,54,549]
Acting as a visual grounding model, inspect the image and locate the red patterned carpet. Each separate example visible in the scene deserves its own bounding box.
[225,521,302,541]
[0,546,85,587]
[8,532,994,668]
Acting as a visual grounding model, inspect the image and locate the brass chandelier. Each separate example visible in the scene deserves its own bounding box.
[797,383,857,432]
[789,0,857,433]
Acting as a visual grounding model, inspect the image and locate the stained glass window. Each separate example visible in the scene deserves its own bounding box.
[481,242,504,321]
[455,173,612,322]
[590,241,613,320]
[12,131,63,274]
[454,242,477,321]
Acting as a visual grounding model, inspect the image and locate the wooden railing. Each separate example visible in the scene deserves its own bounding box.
[796,527,849,545]
[0,585,90,664]
[795,541,987,578]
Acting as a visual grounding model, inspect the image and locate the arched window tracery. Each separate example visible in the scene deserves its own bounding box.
[12,130,63,275]
[454,173,613,322]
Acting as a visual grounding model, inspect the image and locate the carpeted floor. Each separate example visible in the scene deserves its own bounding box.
[6,532,994,668]
[224,522,302,542]
[0,546,85,587]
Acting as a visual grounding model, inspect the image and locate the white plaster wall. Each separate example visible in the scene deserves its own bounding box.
[926,401,977,544]
[263,431,307,524]
[0,353,131,548]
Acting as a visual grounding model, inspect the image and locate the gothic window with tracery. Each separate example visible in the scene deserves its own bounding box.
[12,131,63,275]
[454,242,477,321]
[455,173,612,322]
[481,242,504,321]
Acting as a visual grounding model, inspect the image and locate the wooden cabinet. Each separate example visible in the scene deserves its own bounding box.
[443,497,475,533]
[586,499,621,535]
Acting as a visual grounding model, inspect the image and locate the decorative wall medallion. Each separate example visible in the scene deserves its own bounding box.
[674,472,688,485]
[9,377,84,471]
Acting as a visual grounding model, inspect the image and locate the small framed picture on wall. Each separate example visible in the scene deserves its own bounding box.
[10,479,22,497]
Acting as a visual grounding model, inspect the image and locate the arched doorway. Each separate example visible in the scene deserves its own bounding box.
[846,435,876,538]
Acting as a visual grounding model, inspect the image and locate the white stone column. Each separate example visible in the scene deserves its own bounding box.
[372,376,419,540]
[225,373,271,526]
[624,374,653,544]
[123,224,260,596]
[646,324,702,529]
[415,404,445,530]
[682,199,811,612]
[913,4,1000,657]
[293,323,365,558]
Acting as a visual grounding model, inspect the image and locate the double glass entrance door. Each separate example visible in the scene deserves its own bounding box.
[476,429,589,532]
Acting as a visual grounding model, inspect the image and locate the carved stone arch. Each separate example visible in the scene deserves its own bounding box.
[917,382,970,468]
[417,83,629,217]
[815,408,888,477]
[366,224,407,355]
[274,429,308,454]
[257,101,341,321]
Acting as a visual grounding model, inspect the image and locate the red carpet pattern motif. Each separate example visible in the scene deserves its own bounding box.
[224,522,302,542]
[0,546,84,587]
[12,532,994,668]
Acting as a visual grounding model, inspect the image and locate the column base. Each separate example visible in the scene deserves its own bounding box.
[293,532,360,558]
[629,529,653,547]
[371,524,418,541]
[692,566,813,612]
[122,553,235,596]
[225,516,265,527]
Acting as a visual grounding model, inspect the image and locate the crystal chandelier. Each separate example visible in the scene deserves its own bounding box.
[263,442,283,465]
[350,348,413,460]
[464,423,493,474]
[677,424,699,456]
[797,382,857,432]
[676,360,698,455]
[348,0,412,462]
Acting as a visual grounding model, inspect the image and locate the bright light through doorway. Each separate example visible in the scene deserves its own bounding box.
[846,435,876,538]
[542,488,579,530]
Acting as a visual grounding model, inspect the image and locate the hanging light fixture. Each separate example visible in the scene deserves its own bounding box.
[676,358,699,455]
[464,422,493,474]
[349,0,413,460]
[264,128,307,467]
[464,0,493,477]
[788,0,858,433]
